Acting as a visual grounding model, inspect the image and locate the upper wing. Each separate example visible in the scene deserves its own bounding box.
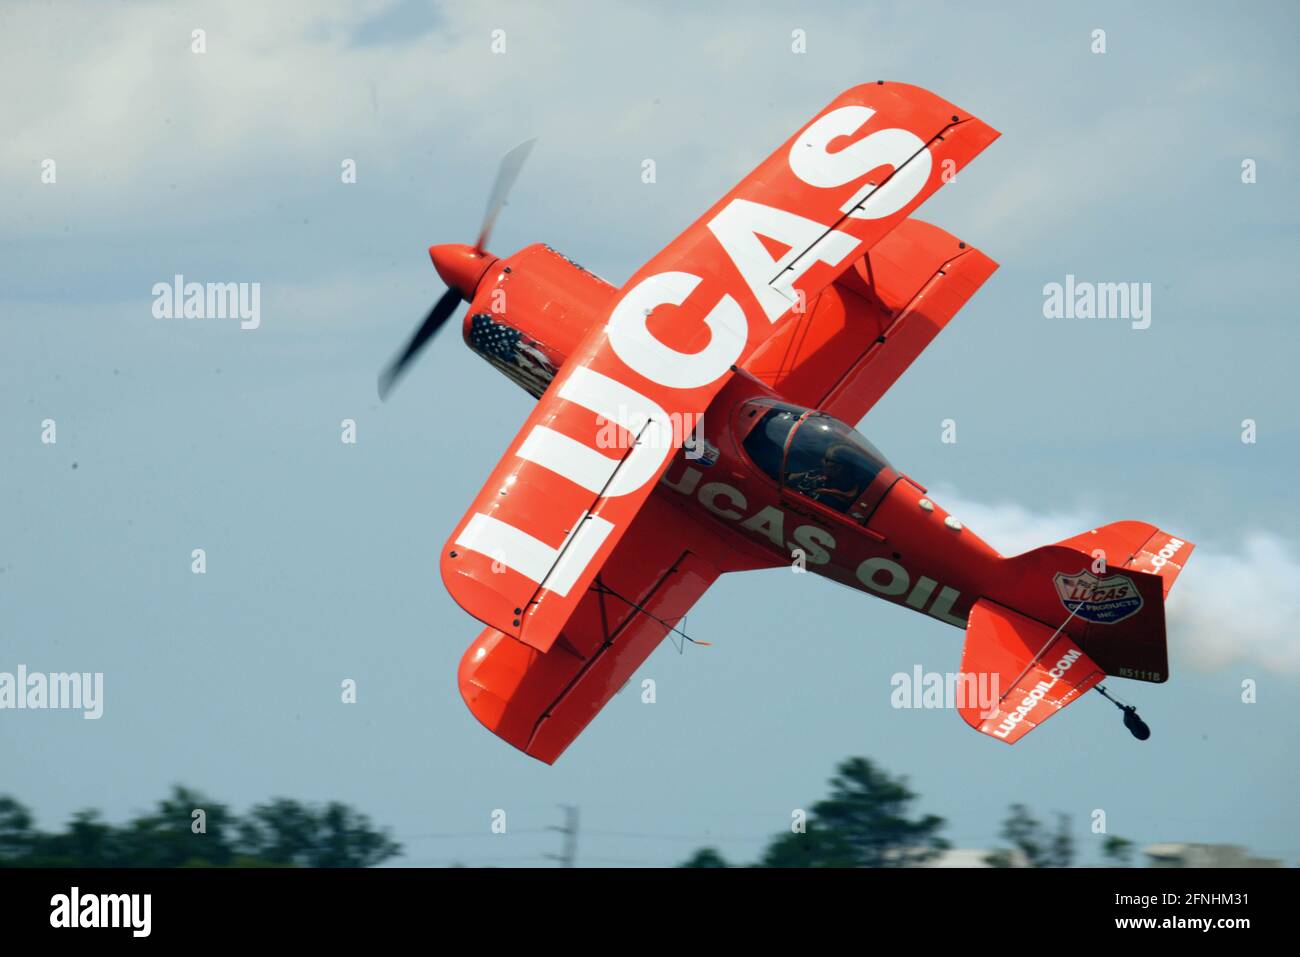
[441,82,999,652]
[740,218,998,428]
[457,489,779,763]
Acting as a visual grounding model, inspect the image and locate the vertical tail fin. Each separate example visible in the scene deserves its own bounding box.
[957,522,1194,744]
[994,522,1194,684]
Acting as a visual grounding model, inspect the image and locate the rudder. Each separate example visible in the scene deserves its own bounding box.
[993,522,1195,685]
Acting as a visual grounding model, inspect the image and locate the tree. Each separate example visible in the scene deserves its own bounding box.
[0,788,401,868]
[0,797,35,863]
[237,798,400,867]
[117,786,240,867]
[36,810,121,867]
[677,757,948,868]
[1049,812,1074,868]
[986,804,1074,868]
[680,848,729,868]
[1102,835,1135,867]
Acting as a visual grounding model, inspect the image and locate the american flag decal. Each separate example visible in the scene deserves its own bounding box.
[468,313,558,398]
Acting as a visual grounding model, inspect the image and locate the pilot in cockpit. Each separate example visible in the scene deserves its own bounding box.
[785,443,867,511]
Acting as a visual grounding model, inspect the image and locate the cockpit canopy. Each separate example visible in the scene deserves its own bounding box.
[738,399,895,520]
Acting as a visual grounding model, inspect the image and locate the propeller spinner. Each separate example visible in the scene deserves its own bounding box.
[378,138,536,399]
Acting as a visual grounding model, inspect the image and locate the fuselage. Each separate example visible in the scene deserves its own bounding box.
[451,240,1008,631]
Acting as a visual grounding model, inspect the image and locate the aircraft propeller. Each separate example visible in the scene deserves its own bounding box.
[378,138,536,400]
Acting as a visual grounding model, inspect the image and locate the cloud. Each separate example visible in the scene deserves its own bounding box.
[937,488,1300,676]
[930,491,1093,558]
[1165,535,1300,676]
[0,1,938,243]
[9,0,1290,302]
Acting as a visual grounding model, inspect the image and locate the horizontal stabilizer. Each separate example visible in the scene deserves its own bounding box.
[958,599,1105,744]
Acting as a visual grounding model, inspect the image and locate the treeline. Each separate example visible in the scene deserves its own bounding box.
[680,757,1137,868]
[1,764,1143,868]
[0,786,401,868]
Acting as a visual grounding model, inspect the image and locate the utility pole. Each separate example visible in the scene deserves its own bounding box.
[546,805,579,868]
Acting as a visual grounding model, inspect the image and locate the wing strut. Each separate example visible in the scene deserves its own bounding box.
[590,577,713,649]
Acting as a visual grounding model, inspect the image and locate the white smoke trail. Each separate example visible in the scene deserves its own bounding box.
[935,488,1300,675]
[1164,535,1300,675]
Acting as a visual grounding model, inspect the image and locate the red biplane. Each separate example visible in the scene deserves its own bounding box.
[380,82,1193,763]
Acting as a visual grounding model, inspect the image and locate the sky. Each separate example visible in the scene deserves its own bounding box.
[2,0,1297,867]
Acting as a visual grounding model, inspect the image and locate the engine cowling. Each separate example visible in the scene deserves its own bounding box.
[461,243,619,398]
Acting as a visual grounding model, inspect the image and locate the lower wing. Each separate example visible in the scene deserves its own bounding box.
[456,489,779,763]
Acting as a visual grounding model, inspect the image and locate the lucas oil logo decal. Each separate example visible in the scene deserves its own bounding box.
[1053,570,1143,625]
